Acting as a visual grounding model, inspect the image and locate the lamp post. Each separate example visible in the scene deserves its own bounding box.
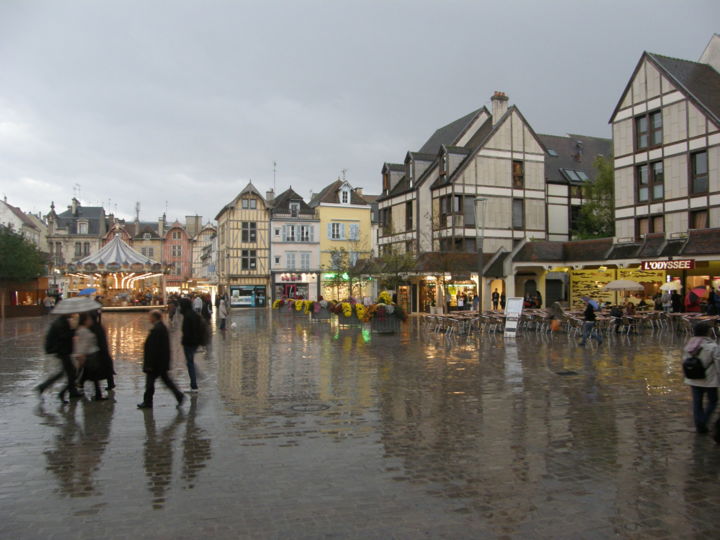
[475,197,488,312]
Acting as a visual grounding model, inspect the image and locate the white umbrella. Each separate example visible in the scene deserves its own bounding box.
[52,296,102,314]
[602,279,644,291]
[660,282,680,291]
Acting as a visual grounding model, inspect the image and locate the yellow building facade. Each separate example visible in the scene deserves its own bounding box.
[310,180,373,300]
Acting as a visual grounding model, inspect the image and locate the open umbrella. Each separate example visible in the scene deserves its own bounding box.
[78,287,97,296]
[51,296,102,314]
[660,282,681,291]
[581,296,600,310]
[602,279,644,291]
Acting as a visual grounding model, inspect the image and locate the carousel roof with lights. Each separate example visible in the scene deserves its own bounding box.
[67,233,164,273]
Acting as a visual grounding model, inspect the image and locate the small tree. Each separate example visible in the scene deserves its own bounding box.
[575,155,615,239]
[0,225,45,318]
[0,225,45,281]
[377,249,416,291]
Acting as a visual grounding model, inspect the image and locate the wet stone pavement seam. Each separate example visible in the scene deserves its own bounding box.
[0,311,719,539]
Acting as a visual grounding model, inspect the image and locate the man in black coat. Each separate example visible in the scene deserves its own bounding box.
[179,297,205,391]
[37,314,82,402]
[137,311,185,409]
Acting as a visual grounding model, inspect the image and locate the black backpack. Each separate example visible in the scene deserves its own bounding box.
[683,353,706,379]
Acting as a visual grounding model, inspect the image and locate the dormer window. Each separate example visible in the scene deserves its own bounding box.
[143,233,151,240]
[289,202,300,217]
[78,221,88,235]
[341,190,349,204]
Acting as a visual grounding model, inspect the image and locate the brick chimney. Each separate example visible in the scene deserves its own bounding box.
[491,91,509,125]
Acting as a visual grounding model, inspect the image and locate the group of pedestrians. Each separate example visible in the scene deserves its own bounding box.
[38,310,115,403]
[38,292,222,409]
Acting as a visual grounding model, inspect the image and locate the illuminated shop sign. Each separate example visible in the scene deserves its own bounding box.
[640,259,695,271]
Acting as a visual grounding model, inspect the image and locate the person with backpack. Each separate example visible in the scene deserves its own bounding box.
[137,310,185,409]
[682,322,720,434]
[179,297,206,391]
[37,314,82,402]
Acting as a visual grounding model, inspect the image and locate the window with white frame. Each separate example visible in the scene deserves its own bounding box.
[341,190,349,204]
[289,202,300,217]
[300,252,310,270]
[286,225,296,242]
[78,222,88,234]
[330,222,343,240]
[286,252,296,270]
[300,225,311,242]
[172,245,182,257]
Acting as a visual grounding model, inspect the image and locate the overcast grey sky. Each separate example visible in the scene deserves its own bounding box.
[0,0,717,224]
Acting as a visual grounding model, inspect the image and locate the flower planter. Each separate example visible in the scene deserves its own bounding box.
[335,313,362,326]
[371,315,401,334]
[311,308,331,321]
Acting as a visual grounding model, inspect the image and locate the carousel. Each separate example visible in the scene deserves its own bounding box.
[61,234,171,311]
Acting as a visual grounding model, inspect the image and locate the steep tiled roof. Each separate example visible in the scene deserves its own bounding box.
[648,53,720,126]
[606,242,642,260]
[56,205,105,235]
[513,241,565,263]
[309,180,368,206]
[539,133,612,185]
[2,201,39,230]
[270,187,314,216]
[418,109,483,154]
[637,233,666,258]
[682,228,720,255]
[563,238,613,261]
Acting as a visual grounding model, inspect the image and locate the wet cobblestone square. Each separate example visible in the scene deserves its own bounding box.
[1,311,719,539]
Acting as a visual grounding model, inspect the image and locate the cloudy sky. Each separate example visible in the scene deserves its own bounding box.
[0,0,717,224]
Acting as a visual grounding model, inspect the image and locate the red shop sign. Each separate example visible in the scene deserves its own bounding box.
[641,259,695,271]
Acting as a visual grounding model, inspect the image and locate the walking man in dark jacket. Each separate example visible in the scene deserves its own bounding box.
[179,298,204,391]
[37,314,82,402]
[137,311,185,409]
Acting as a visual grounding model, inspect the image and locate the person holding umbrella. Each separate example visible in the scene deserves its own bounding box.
[37,313,82,403]
[579,296,603,347]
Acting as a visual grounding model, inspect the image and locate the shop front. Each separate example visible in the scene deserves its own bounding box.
[444,274,477,311]
[642,259,720,311]
[229,285,267,308]
[319,272,373,302]
[272,272,319,302]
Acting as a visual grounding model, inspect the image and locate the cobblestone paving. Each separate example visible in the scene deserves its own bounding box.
[1,311,719,539]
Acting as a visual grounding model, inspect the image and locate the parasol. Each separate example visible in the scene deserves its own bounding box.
[686,287,708,306]
[51,296,102,314]
[602,279,644,291]
[660,282,681,291]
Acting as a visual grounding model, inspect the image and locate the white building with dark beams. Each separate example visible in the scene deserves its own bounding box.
[610,34,720,241]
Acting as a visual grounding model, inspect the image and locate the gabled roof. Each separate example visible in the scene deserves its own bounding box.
[418,108,484,154]
[239,181,265,199]
[270,187,314,216]
[539,133,612,185]
[610,51,720,126]
[1,201,39,231]
[309,180,368,207]
[382,162,405,173]
[432,106,548,190]
[125,221,161,238]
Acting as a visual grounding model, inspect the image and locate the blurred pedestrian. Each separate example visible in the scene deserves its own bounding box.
[671,289,682,313]
[682,322,720,435]
[179,298,205,391]
[75,312,108,401]
[90,311,115,391]
[137,311,185,409]
[579,296,603,346]
[37,314,81,403]
[217,298,228,330]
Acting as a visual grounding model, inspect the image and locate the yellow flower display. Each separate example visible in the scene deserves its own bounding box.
[272,299,283,309]
[341,302,353,317]
[303,300,311,314]
[355,303,367,322]
[295,299,304,311]
[378,291,393,305]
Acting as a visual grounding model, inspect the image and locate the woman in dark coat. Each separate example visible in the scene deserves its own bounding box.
[137,310,185,409]
[90,311,115,390]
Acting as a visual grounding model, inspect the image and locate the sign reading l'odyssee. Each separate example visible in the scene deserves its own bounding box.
[641,259,695,270]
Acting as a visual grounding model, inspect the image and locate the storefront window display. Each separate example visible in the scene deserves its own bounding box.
[445,281,476,311]
[230,285,266,307]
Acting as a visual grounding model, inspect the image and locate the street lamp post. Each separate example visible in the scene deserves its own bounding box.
[475,197,488,312]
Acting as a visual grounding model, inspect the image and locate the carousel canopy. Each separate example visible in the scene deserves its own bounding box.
[68,234,164,273]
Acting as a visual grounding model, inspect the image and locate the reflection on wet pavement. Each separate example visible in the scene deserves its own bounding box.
[1,311,719,538]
